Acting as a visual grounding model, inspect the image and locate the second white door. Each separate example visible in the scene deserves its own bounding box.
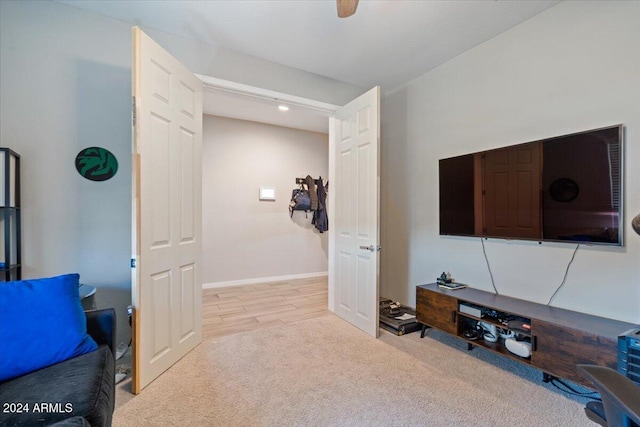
[331,86,381,338]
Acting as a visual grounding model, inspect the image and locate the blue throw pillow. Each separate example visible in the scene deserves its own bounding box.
[0,273,98,382]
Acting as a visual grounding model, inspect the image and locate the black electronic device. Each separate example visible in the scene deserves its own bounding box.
[618,326,640,387]
[459,303,484,318]
[379,299,421,336]
[439,125,623,246]
[507,319,531,334]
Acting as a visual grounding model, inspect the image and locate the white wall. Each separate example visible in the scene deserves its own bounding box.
[0,0,133,344]
[381,0,640,323]
[0,0,363,344]
[202,116,328,285]
[140,29,364,106]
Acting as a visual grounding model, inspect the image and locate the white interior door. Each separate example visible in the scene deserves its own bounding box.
[131,27,203,393]
[330,86,380,337]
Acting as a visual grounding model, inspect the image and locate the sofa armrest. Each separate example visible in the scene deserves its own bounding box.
[85,308,116,358]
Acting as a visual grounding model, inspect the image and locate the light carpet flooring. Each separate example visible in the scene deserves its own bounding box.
[113,312,591,426]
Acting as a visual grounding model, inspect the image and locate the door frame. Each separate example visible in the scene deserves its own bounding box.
[196,74,345,312]
[196,74,339,116]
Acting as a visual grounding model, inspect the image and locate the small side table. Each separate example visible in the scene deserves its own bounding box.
[79,284,97,311]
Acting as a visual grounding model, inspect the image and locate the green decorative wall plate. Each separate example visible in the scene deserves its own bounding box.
[75,147,118,182]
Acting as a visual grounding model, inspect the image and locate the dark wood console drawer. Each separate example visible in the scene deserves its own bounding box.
[416,287,458,334]
[531,319,618,386]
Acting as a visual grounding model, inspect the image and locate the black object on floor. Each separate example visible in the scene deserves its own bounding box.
[379,299,421,336]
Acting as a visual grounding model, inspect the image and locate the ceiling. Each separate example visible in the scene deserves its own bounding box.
[56,0,560,133]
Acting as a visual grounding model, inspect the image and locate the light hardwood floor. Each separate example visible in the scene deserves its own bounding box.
[202,276,330,340]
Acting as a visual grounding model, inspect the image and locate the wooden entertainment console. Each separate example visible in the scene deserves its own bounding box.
[416,283,636,387]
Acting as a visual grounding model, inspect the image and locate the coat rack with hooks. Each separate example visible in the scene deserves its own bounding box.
[295,177,328,189]
[295,177,318,185]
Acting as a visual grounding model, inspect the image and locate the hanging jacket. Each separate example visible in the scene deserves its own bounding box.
[305,175,318,211]
[313,177,328,233]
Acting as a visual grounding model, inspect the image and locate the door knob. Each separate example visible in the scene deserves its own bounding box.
[359,245,381,252]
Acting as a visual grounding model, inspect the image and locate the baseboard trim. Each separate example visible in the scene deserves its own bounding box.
[202,271,328,289]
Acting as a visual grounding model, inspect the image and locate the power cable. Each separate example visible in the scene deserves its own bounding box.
[481,238,499,295]
[550,377,600,400]
[547,244,580,306]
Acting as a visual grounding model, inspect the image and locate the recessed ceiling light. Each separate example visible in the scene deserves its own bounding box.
[278,105,289,111]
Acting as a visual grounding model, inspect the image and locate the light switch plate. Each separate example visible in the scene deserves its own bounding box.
[259,187,276,201]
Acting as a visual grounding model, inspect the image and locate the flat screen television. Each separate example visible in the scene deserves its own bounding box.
[439,125,624,246]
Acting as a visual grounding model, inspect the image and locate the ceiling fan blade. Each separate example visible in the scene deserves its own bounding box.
[337,0,359,18]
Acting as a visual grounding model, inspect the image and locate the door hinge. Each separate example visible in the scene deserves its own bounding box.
[131,258,136,268]
[132,96,137,127]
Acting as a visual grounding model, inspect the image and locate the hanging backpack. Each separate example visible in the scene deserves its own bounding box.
[289,185,311,217]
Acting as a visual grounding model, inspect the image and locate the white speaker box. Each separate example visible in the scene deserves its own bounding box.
[505,338,532,358]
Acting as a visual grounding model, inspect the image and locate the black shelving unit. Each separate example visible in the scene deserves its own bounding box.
[1,148,21,282]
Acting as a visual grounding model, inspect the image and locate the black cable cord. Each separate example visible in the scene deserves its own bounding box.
[127,308,132,348]
[547,244,580,306]
[550,377,601,400]
[481,238,499,295]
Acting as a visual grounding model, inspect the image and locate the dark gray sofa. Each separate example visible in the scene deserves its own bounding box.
[0,309,116,427]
